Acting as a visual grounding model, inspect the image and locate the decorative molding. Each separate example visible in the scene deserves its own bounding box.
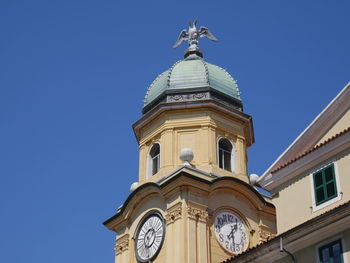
[167,92,209,103]
[187,205,209,222]
[133,100,254,146]
[258,228,275,243]
[165,203,182,225]
[114,234,129,255]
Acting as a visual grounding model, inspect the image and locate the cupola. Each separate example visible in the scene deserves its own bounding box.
[133,21,254,185]
[143,54,242,113]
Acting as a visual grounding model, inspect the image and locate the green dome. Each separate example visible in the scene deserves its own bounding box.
[143,54,242,113]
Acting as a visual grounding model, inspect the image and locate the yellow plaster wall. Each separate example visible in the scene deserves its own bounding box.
[110,104,265,263]
[111,175,275,263]
[136,108,249,185]
[272,150,350,233]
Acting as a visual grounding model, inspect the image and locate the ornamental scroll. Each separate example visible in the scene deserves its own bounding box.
[258,227,275,243]
[114,234,129,255]
[167,92,209,103]
[187,205,209,223]
[165,203,182,225]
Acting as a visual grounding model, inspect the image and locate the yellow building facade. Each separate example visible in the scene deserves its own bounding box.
[104,24,276,263]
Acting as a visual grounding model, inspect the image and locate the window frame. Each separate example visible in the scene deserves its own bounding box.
[147,143,161,178]
[316,237,346,263]
[310,161,342,212]
[217,137,236,173]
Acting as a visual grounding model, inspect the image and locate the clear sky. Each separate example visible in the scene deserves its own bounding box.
[1,1,349,262]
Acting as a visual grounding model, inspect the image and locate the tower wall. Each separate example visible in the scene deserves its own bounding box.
[134,106,251,185]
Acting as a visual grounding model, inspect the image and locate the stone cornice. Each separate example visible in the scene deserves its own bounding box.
[133,100,254,146]
[103,168,274,230]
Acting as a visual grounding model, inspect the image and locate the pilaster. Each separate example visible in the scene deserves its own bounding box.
[165,202,184,263]
[187,203,209,263]
[115,234,130,263]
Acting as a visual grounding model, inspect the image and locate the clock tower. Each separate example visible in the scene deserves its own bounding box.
[103,22,276,263]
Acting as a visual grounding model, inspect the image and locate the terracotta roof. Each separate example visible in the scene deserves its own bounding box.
[221,200,350,263]
[270,127,350,174]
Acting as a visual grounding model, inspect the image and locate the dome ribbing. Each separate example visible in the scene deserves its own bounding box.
[143,54,241,114]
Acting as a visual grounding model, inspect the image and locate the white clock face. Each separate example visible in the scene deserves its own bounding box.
[214,211,249,254]
[135,214,165,262]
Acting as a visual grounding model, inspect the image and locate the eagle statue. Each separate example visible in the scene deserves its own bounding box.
[173,20,218,56]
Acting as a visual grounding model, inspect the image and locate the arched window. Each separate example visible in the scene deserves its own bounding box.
[218,138,234,172]
[148,143,160,176]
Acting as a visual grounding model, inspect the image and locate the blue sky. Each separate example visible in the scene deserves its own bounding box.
[1,1,349,262]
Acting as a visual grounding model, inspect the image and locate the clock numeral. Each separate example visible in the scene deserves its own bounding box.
[137,240,144,249]
[214,212,248,254]
[154,219,160,231]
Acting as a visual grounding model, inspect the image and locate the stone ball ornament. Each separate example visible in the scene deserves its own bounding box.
[179,148,194,166]
[130,182,139,192]
[249,173,259,186]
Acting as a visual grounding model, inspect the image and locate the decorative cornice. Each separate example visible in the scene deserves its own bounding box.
[165,203,182,225]
[166,92,209,103]
[133,100,254,146]
[103,173,274,229]
[114,234,129,255]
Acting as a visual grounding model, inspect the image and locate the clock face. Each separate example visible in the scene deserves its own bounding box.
[135,213,165,262]
[214,211,249,254]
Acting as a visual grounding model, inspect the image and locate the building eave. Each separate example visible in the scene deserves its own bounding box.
[103,166,273,230]
[258,127,350,191]
[133,100,255,147]
[259,82,350,181]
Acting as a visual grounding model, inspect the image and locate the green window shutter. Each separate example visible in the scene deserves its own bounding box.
[313,163,337,206]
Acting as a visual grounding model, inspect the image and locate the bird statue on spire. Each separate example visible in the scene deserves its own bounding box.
[173,20,218,58]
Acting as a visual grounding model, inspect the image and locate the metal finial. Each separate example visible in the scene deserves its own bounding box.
[173,20,218,58]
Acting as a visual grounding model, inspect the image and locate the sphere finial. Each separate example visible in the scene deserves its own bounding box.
[249,174,259,186]
[130,182,138,192]
[179,148,194,166]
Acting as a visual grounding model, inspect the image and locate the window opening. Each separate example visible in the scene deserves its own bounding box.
[218,138,232,172]
[318,239,343,263]
[313,163,337,206]
[149,144,160,176]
